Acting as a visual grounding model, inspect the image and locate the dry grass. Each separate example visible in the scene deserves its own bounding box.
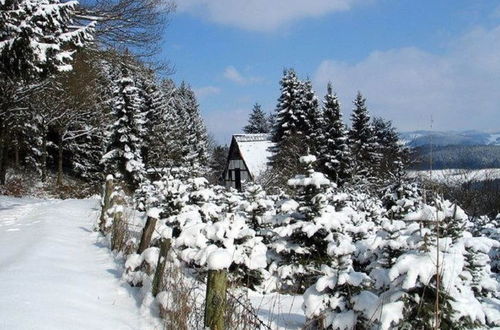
[157,264,204,330]
[155,262,267,330]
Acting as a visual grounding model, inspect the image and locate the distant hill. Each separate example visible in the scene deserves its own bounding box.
[409,144,500,170]
[400,130,500,148]
[401,130,500,170]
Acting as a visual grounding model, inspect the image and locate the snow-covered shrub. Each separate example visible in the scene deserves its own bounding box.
[175,211,269,289]
[303,232,372,329]
[300,180,500,329]
[241,184,275,240]
[270,155,336,293]
[382,180,423,219]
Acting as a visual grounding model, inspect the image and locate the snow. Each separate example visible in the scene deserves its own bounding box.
[234,134,274,179]
[146,207,162,219]
[288,172,330,188]
[0,197,157,329]
[299,155,316,164]
[207,249,232,270]
[248,291,305,329]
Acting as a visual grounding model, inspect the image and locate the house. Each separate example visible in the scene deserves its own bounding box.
[223,134,274,191]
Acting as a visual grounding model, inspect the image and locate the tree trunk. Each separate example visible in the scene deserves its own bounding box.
[0,128,6,185]
[41,129,47,182]
[14,135,19,170]
[204,269,227,330]
[57,134,63,185]
[152,238,171,297]
[138,216,158,254]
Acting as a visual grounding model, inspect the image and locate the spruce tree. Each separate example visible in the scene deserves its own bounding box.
[243,103,270,134]
[300,79,323,156]
[269,69,307,186]
[348,92,380,184]
[178,83,209,173]
[320,82,351,185]
[0,0,94,82]
[271,69,303,143]
[102,68,146,190]
[272,155,332,292]
[148,78,182,168]
[372,117,408,181]
[208,145,229,185]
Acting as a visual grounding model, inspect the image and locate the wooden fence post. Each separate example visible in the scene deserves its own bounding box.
[99,175,114,234]
[204,269,228,330]
[152,238,171,297]
[110,196,125,251]
[138,216,158,254]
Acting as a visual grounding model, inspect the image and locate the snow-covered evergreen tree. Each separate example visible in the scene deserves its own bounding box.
[147,78,181,168]
[271,69,304,144]
[372,117,408,181]
[102,68,146,190]
[271,155,333,292]
[0,0,94,82]
[300,79,323,156]
[208,145,228,185]
[319,82,352,185]
[269,69,308,186]
[348,92,380,184]
[243,103,270,134]
[179,83,209,173]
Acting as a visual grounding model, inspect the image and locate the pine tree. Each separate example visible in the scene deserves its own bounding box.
[272,155,332,293]
[269,69,308,186]
[271,68,304,143]
[300,79,323,156]
[0,0,94,82]
[102,68,146,190]
[208,145,228,185]
[320,82,351,185]
[135,73,161,168]
[179,83,209,173]
[147,78,182,168]
[348,92,380,183]
[372,117,407,181]
[243,103,270,134]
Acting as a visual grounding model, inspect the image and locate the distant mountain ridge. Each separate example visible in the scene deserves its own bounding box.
[400,130,500,147]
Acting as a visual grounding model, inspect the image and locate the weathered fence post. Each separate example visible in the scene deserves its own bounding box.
[152,237,171,297]
[110,195,125,251]
[99,175,114,234]
[138,216,158,254]
[204,269,228,330]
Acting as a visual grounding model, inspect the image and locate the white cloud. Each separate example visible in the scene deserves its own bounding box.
[313,25,500,132]
[193,86,221,98]
[223,66,261,85]
[176,0,366,31]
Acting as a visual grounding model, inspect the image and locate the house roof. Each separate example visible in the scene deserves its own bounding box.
[232,134,274,179]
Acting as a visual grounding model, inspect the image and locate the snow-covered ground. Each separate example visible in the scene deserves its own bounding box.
[0,197,159,330]
[249,292,304,329]
[408,168,500,185]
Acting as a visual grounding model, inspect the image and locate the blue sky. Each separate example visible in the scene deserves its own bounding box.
[159,0,500,144]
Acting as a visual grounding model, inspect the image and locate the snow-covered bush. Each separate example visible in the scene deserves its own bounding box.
[270,155,337,293]
[300,179,500,329]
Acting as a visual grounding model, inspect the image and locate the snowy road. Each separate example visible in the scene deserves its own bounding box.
[0,197,156,330]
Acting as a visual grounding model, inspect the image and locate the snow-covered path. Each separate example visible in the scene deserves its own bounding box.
[0,197,155,330]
